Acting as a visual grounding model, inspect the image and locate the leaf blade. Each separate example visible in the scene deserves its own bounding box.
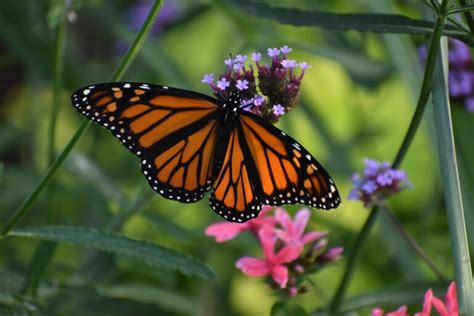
[8,226,217,280]
[227,0,473,45]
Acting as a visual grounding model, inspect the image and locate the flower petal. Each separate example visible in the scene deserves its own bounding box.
[271,265,289,288]
[258,225,277,260]
[294,208,311,237]
[432,297,449,316]
[235,257,270,277]
[301,231,327,245]
[445,281,458,314]
[273,244,303,264]
[275,208,294,236]
[205,222,248,243]
[387,305,408,316]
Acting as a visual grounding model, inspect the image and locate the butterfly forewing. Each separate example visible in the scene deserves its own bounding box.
[71,83,220,202]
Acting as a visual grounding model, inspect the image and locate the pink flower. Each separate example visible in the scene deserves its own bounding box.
[318,246,344,262]
[235,225,303,288]
[415,282,458,316]
[374,281,458,316]
[275,208,326,247]
[205,206,274,243]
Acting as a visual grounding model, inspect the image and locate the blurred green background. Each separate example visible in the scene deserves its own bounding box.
[0,0,473,315]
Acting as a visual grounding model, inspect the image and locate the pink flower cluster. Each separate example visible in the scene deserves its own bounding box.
[202,45,311,123]
[372,281,458,316]
[205,206,343,296]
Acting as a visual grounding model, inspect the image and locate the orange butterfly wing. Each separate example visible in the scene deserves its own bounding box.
[210,124,262,222]
[240,112,340,209]
[72,83,220,202]
[209,111,340,222]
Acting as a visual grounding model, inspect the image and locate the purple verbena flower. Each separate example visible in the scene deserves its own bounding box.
[233,63,244,71]
[236,79,249,91]
[251,52,262,62]
[349,158,410,207]
[299,62,312,70]
[202,73,214,84]
[254,95,265,106]
[281,59,297,68]
[273,104,285,116]
[235,54,248,63]
[267,47,280,57]
[217,77,230,90]
[280,45,292,55]
[201,45,308,122]
[466,96,474,112]
[225,58,233,67]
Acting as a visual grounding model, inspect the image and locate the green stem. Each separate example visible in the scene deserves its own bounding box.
[432,38,474,315]
[459,0,474,35]
[380,205,447,282]
[448,4,474,17]
[0,0,164,236]
[328,10,447,314]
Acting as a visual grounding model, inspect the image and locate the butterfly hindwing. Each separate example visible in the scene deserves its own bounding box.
[239,111,341,210]
[71,82,220,202]
[209,123,262,222]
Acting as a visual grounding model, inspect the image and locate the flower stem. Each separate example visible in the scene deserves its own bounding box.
[380,205,447,283]
[328,8,447,314]
[432,38,474,315]
[0,0,164,236]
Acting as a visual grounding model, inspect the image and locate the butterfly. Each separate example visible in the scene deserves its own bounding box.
[71,82,341,222]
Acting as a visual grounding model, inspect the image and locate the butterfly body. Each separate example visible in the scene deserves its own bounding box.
[71,82,340,222]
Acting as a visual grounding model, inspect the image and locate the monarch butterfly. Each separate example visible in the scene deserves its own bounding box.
[71,82,340,222]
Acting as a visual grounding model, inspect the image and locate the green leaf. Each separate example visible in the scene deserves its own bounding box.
[7,226,217,280]
[271,301,308,316]
[227,0,473,45]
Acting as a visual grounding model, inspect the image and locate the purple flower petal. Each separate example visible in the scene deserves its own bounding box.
[236,79,249,91]
[281,59,297,68]
[361,180,377,194]
[280,45,292,55]
[466,96,474,112]
[251,52,262,62]
[202,73,214,84]
[267,47,280,57]
[273,104,285,116]
[299,62,312,70]
[254,95,265,106]
[217,77,230,90]
[235,54,248,63]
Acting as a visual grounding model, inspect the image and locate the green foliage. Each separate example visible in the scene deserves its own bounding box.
[0,0,473,314]
[7,226,216,280]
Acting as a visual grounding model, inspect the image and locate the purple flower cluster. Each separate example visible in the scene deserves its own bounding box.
[202,45,311,122]
[348,159,410,207]
[420,39,474,112]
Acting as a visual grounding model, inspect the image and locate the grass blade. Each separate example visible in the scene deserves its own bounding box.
[431,37,474,314]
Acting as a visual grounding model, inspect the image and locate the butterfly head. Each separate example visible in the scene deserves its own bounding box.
[222,89,243,111]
